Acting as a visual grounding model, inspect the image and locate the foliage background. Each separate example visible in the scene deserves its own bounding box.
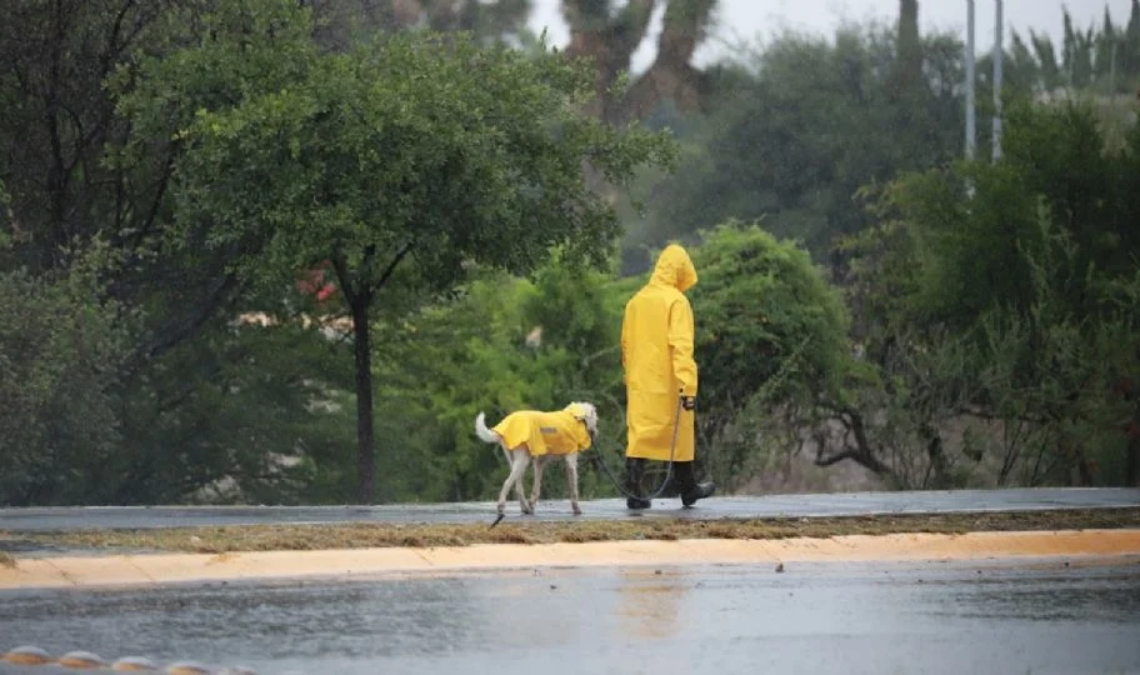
[2,0,1138,505]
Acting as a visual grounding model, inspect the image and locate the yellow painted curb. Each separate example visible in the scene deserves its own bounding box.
[1,529,1137,591]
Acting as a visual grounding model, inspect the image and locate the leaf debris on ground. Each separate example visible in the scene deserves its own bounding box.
[1,508,1137,557]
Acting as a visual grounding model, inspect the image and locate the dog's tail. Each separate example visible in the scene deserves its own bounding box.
[474,412,500,444]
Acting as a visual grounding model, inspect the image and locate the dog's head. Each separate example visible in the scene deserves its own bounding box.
[566,401,599,438]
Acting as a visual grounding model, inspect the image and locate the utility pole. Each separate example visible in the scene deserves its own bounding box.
[993,0,1003,162]
[965,0,976,160]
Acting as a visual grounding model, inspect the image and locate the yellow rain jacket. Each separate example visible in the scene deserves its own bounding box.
[491,403,594,457]
[621,244,698,462]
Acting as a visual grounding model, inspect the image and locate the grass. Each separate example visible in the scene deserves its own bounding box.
[3,508,1138,556]
[0,551,14,568]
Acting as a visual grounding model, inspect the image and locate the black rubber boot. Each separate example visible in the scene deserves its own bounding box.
[625,457,651,510]
[674,461,715,508]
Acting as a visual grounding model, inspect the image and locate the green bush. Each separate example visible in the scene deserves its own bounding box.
[0,243,132,505]
[686,222,853,488]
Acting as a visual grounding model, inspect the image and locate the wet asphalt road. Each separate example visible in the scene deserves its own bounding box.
[1,560,1138,675]
[1,487,1138,532]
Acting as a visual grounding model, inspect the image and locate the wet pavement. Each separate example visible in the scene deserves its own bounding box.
[1,560,1138,674]
[1,487,1137,531]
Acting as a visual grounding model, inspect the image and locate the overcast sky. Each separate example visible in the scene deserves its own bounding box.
[528,1,1135,72]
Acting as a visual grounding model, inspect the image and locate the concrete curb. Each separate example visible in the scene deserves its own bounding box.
[2,529,1138,591]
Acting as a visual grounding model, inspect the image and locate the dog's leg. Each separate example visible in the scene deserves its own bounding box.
[514,447,534,515]
[530,455,547,511]
[498,448,531,516]
[511,448,533,515]
[495,444,512,515]
[566,453,582,516]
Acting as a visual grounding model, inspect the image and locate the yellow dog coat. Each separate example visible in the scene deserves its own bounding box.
[491,403,593,457]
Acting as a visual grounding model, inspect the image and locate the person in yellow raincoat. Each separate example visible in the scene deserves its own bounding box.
[620,243,715,509]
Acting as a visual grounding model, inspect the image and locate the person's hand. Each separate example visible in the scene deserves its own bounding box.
[680,395,696,412]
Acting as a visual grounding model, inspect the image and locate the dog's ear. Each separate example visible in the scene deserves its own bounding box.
[567,401,599,435]
[584,402,599,434]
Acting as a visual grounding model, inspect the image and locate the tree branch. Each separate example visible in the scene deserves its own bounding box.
[618,0,714,122]
[814,449,864,468]
[330,253,357,307]
[562,0,656,122]
[371,241,414,294]
[813,445,894,477]
[813,402,895,477]
[955,405,1047,425]
[127,272,240,370]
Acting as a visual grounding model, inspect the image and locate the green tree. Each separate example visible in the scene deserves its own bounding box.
[364,259,626,503]
[1094,8,1117,88]
[1125,0,1140,78]
[684,222,852,489]
[1062,10,1092,89]
[1028,30,1063,91]
[0,240,134,505]
[623,22,964,271]
[0,0,249,368]
[844,99,1140,487]
[0,1,369,505]
[0,0,173,273]
[107,307,358,505]
[561,0,718,123]
[153,16,674,503]
[890,0,923,102]
[1013,5,1139,95]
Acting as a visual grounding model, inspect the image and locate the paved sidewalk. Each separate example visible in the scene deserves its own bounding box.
[0,488,1137,532]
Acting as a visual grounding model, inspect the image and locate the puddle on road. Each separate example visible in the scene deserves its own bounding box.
[1,563,1138,675]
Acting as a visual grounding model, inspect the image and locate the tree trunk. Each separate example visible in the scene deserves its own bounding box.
[561,0,713,125]
[814,407,897,482]
[562,0,654,123]
[1060,434,1094,487]
[917,421,952,488]
[895,0,922,91]
[332,243,411,505]
[622,0,713,122]
[350,295,376,504]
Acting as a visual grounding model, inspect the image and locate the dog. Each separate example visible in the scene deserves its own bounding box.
[474,402,598,517]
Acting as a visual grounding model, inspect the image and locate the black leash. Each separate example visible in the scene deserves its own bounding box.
[589,393,683,502]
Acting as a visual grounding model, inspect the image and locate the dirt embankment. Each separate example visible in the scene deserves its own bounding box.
[3,508,1138,556]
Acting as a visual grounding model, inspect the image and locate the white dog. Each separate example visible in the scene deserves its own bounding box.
[474,402,598,517]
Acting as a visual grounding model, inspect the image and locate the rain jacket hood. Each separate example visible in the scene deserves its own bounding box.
[649,244,698,293]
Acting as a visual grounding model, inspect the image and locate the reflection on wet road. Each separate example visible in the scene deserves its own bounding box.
[2,561,1138,674]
